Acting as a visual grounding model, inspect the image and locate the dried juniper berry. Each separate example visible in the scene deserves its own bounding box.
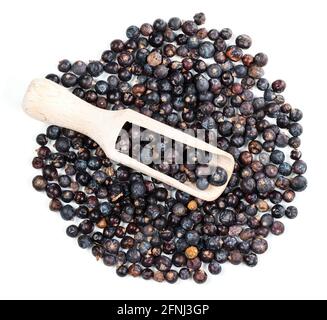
[46,73,60,83]
[209,167,228,186]
[208,260,222,275]
[193,269,207,284]
[243,253,258,267]
[260,214,274,228]
[66,225,79,238]
[271,204,285,218]
[199,42,215,58]
[272,79,286,93]
[77,235,92,249]
[61,73,78,87]
[32,176,47,191]
[289,123,303,137]
[292,160,307,175]
[271,221,285,236]
[185,231,200,245]
[60,205,75,221]
[155,256,172,272]
[285,206,298,219]
[142,268,154,280]
[165,270,179,284]
[291,175,307,191]
[46,125,61,139]
[61,190,74,203]
[45,183,61,199]
[236,34,252,49]
[256,177,274,194]
[36,133,48,146]
[116,265,128,277]
[251,238,268,254]
[179,268,192,280]
[289,108,303,122]
[79,219,94,235]
[58,59,71,73]
[49,199,62,211]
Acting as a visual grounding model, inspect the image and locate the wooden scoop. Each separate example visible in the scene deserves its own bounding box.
[23,78,234,201]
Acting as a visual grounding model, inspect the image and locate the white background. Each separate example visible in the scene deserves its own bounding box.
[0,0,326,300]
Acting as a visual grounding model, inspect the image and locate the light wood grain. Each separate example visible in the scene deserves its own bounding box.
[23,78,235,201]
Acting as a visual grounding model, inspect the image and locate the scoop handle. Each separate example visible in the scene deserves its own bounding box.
[22,78,108,141]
